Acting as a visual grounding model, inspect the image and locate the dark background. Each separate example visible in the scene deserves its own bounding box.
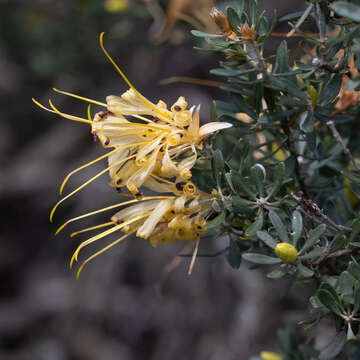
[0,1,328,359]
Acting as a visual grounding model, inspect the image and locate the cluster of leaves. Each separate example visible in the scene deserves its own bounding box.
[191,0,360,358]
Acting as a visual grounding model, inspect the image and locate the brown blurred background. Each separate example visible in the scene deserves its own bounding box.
[0,1,316,359]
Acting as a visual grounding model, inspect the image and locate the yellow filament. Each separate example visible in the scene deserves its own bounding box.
[150,173,175,185]
[71,212,150,268]
[87,104,92,121]
[76,229,137,279]
[50,153,137,222]
[98,121,171,133]
[132,114,154,123]
[55,195,174,234]
[71,222,114,238]
[188,237,200,275]
[53,88,107,107]
[59,142,147,195]
[99,32,172,122]
[32,98,92,125]
[48,100,94,125]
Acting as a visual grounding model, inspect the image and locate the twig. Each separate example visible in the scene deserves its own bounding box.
[326,120,360,173]
[314,246,360,265]
[287,3,314,38]
[315,3,326,44]
[292,195,352,233]
[281,119,310,198]
[296,206,340,233]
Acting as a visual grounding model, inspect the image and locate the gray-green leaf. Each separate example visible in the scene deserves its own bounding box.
[245,210,264,237]
[269,210,290,243]
[330,2,360,22]
[291,210,303,246]
[250,164,266,197]
[257,231,277,249]
[301,224,326,253]
[242,253,281,265]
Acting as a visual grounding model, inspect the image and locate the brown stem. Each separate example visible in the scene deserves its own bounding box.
[326,120,360,173]
[281,119,310,198]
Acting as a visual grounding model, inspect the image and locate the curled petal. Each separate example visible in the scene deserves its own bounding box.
[199,122,232,140]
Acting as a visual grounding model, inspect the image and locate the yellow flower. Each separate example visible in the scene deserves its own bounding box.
[33,33,232,221]
[104,0,129,13]
[275,242,298,263]
[260,351,283,360]
[55,183,212,277]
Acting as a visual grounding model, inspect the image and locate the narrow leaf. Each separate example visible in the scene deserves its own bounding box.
[257,231,277,249]
[230,170,255,198]
[301,224,326,253]
[245,210,264,237]
[250,164,266,197]
[291,210,303,246]
[349,217,360,243]
[212,149,224,187]
[267,162,285,198]
[317,290,343,316]
[227,239,242,269]
[269,210,290,243]
[330,2,360,22]
[242,253,281,265]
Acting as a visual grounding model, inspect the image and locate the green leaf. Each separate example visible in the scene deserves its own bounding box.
[250,164,266,197]
[300,111,314,133]
[349,217,360,243]
[227,7,241,28]
[210,68,255,77]
[318,332,346,360]
[300,247,325,261]
[191,30,224,38]
[330,2,360,22]
[329,234,347,253]
[267,268,286,279]
[353,284,360,313]
[212,149,224,187]
[301,224,326,253]
[347,323,357,341]
[297,263,314,278]
[339,271,355,296]
[274,40,289,74]
[242,253,281,265]
[231,196,257,211]
[317,290,344,316]
[245,210,264,237]
[230,170,255,198]
[227,239,242,269]
[291,210,303,247]
[269,210,290,243]
[320,283,343,308]
[206,212,225,230]
[257,231,277,249]
[320,74,342,105]
[249,0,258,25]
[279,11,305,22]
[266,162,285,198]
[348,261,360,280]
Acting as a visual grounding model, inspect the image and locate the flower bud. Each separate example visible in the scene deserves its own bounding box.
[210,7,238,41]
[260,351,283,360]
[275,243,298,263]
[238,23,257,43]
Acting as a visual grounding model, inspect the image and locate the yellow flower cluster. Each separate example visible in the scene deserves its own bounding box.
[33,33,231,277]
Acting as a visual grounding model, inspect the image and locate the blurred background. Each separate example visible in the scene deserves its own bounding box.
[0,0,324,359]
